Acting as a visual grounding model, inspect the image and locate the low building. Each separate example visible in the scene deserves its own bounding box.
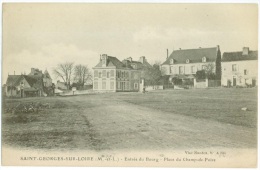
[56,80,68,90]
[5,68,52,97]
[93,54,150,92]
[221,47,258,87]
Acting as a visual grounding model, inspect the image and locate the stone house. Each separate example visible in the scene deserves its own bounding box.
[161,46,221,85]
[221,47,258,87]
[5,68,53,97]
[93,54,151,92]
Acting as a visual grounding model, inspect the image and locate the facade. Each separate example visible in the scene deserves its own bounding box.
[93,54,150,92]
[5,68,53,97]
[161,46,221,82]
[221,47,258,87]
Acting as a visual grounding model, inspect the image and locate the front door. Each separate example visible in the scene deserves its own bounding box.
[252,79,256,87]
[233,77,236,86]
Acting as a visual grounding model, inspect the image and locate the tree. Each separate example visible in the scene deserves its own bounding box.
[73,64,92,87]
[53,62,74,89]
[196,70,206,80]
[142,62,162,86]
[215,48,222,80]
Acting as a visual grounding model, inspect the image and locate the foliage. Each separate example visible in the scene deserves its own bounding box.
[73,64,92,87]
[53,62,74,89]
[215,49,222,80]
[196,70,206,80]
[143,63,162,86]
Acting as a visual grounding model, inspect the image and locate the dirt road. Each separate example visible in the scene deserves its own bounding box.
[67,94,256,151]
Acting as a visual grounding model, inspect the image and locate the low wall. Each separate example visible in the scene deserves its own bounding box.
[145,85,164,91]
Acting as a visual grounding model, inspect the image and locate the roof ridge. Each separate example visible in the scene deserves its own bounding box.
[173,47,216,51]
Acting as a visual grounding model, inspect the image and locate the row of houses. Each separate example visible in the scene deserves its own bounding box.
[3,46,258,97]
[93,46,258,92]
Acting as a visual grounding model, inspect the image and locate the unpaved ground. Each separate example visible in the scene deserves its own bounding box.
[2,88,257,151]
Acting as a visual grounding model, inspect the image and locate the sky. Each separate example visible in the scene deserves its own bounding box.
[2,3,258,84]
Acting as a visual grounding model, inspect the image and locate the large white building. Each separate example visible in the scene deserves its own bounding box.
[161,46,221,81]
[221,47,258,87]
[93,54,151,92]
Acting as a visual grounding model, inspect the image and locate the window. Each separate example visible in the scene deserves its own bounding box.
[170,59,174,64]
[202,57,207,62]
[186,59,190,63]
[121,71,124,78]
[134,83,138,89]
[232,64,237,71]
[107,72,110,78]
[179,66,184,74]
[244,69,248,75]
[118,82,121,89]
[110,82,114,90]
[191,66,196,73]
[98,72,102,78]
[102,70,106,77]
[132,64,136,69]
[110,70,114,77]
[94,82,98,89]
[170,66,174,74]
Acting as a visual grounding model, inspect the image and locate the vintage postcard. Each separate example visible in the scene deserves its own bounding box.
[1,3,258,168]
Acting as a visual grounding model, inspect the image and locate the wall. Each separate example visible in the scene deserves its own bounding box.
[194,79,208,88]
[93,68,116,92]
[221,60,258,86]
[162,62,216,75]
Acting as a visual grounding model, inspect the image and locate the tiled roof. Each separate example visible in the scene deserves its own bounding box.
[6,75,43,89]
[6,75,23,86]
[222,51,258,62]
[94,56,132,69]
[162,47,218,65]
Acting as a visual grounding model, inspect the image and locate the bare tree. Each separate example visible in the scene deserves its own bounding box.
[53,62,74,89]
[73,64,92,87]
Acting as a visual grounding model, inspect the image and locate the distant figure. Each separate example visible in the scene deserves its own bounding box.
[143,87,146,93]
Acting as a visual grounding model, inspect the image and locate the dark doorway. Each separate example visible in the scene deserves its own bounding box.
[233,77,236,86]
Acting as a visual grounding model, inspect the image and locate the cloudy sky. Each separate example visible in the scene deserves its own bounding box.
[2,3,258,83]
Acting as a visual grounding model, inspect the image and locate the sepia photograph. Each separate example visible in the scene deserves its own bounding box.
[1,2,258,168]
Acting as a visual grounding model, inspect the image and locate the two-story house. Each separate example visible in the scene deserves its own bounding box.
[161,46,221,83]
[221,47,258,87]
[93,54,150,92]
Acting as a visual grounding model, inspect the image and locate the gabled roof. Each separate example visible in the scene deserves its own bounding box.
[222,51,258,62]
[6,75,43,89]
[6,75,23,86]
[162,47,218,65]
[94,56,132,69]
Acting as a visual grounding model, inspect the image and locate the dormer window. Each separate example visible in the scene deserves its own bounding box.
[186,59,190,63]
[202,57,207,63]
[170,59,174,64]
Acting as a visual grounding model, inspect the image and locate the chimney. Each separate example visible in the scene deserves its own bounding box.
[167,49,169,59]
[101,54,108,67]
[139,56,145,64]
[242,47,249,55]
[14,71,15,75]
[127,57,132,62]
